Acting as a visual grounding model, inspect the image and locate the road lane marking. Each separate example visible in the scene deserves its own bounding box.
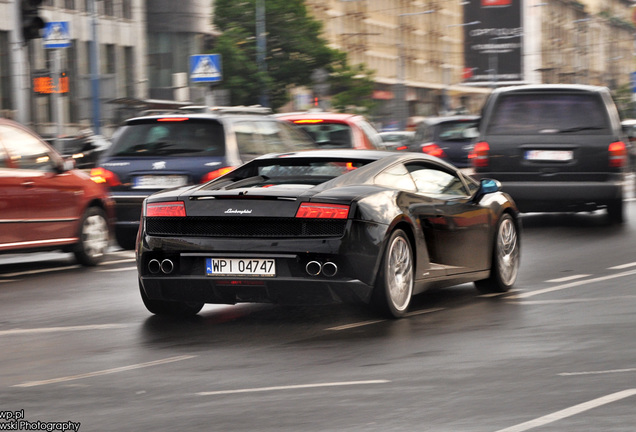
[405,307,445,317]
[510,269,636,299]
[99,258,135,266]
[97,266,137,272]
[13,355,197,388]
[479,289,522,298]
[546,275,590,283]
[325,308,444,331]
[0,324,128,337]
[1,265,80,278]
[559,368,636,376]
[326,320,385,331]
[494,389,636,432]
[196,380,390,396]
[507,295,636,305]
[608,262,636,270]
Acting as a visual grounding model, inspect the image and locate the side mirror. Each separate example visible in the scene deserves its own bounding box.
[480,178,501,194]
[473,178,501,202]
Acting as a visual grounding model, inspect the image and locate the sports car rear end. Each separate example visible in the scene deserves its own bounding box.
[137,152,390,309]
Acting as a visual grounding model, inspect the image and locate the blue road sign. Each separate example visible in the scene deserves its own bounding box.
[190,54,222,83]
[43,22,71,49]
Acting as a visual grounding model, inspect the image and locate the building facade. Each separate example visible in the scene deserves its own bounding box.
[0,0,213,139]
[304,0,636,129]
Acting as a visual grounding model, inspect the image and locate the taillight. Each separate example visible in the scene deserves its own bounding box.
[146,201,186,217]
[608,141,627,168]
[90,167,121,187]
[420,143,446,159]
[469,141,490,168]
[200,167,236,183]
[295,203,350,219]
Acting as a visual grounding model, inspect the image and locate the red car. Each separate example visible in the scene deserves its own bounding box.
[276,112,386,150]
[0,118,114,265]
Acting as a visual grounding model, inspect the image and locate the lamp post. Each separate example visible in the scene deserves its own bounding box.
[89,0,101,134]
[396,9,435,131]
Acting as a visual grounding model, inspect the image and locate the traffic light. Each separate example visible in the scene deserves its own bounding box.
[21,0,45,41]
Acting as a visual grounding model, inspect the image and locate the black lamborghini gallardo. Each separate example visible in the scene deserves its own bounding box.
[136,149,520,318]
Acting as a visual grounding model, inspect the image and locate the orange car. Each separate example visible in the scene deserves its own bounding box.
[0,118,114,265]
[276,112,386,150]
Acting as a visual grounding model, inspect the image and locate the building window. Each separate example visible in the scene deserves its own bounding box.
[65,0,75,9]
[0,32,10,111]
[122,0,132,19]
[103,0,114,16]
[124,46,134,97]
[104,44,116,74]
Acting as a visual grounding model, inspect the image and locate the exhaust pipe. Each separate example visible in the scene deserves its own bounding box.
[305,261,322,276]
[160,259,174,274]
[322,262,338,277]
[148,259,161,274]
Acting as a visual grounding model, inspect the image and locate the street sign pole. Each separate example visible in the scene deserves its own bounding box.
[44,21,71,149]
[52,48,63,150]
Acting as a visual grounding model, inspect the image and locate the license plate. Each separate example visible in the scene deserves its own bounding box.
[206,258,276,277]
[525,150,573,161]
[133,175,188,189]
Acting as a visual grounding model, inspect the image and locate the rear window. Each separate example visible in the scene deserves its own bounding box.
[486,93,610,135]
[205,158,372,189]
[293,122,353,148]
[109,119,226,157]
[437,120,479,141]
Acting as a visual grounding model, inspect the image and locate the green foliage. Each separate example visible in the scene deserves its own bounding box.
[211,0,375,111]
[612,83,636,120]
[329,55,377,114]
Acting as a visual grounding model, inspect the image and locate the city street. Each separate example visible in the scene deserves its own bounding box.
[1,197,636,431]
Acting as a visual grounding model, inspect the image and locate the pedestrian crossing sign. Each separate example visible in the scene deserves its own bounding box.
[43,22,71,49]
[190,54,222,83]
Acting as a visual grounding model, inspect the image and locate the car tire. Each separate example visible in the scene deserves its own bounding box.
[139,280,203,317]
[371,229,414,318]
[607,199,624,224]
[475,213,519,294]
[73,207,110,266]
[116,228,137,250]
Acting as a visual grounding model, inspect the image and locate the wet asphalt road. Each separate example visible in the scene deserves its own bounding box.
[1,202,636,431]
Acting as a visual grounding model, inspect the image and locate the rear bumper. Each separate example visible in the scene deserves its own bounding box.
[139,276,374,306]
[495,180,623,212]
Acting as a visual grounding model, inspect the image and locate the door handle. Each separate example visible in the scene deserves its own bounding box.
[21,181,35,188]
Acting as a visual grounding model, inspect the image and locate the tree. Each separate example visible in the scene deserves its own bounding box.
[212,0,375,111]
[329,53,377,115]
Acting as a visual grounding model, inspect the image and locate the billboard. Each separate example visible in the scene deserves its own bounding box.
[463,0,522,85]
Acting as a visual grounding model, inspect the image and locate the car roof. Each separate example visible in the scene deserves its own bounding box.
[490,84,609,96]
[124,105,275,123]
[421,115,480,125]
[275,111,366,122]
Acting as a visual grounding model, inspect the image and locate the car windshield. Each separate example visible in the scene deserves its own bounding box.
[486,93,611,135]
[294,123,353,148]
[109,119,226,157]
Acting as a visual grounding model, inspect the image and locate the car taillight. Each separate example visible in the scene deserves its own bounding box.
[608,141,627,168]
[200,167,236,183]
[420,143,446,159]
[295,203,350,219]
[146,201,186,217]
[90,167,121,187]
[469,141,490,168]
